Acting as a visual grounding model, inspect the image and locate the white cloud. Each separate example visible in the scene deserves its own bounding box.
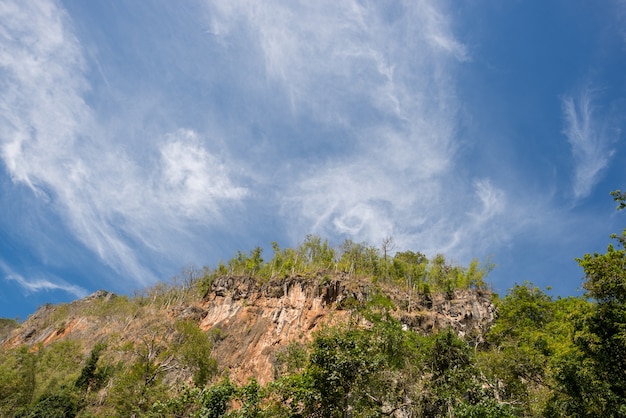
[205,0,468,123]
[0,1,89,191]
[199,0,535,265]
[1,260,87,298]
[0,1,248,286]
[472,179,506,222]
[419,0,470,62]
[5,273,87,298]
[1,0,582,296]
[562,88,616,200]
[159,129,248,219]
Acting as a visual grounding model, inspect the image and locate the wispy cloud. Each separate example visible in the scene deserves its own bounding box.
[1,0,583,298]
[159,129,248,219]
[562,88,616,200]
[0,1,89,191]
[202,0,519,261]
[0,1,248,285]
[1,260,87,298]
[420,0,470,62]
[6,274,88,298]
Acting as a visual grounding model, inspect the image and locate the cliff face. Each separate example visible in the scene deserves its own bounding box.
[195,275,496,384]
[3,275,496,385]
[197,276,354,384]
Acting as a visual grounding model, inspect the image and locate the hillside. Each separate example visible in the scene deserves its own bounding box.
[3,274,495,385]
[0,213,624,417]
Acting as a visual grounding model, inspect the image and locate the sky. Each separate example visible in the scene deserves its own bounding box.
[1,0,625,320]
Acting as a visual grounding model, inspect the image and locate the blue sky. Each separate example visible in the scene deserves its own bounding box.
[1,0,625,320]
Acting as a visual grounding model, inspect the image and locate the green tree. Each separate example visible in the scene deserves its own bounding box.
[0,345,38,416]
[612,189,626,211]
[306,326,381,416]
[540,190,626,417]
[338,239,380,277]
[107,332,173,416]
[482,283,578,415]
[298,235,336,273]
[270,317,409,417]
[391,250,428,288]
[174,320,217,387]
[199,377,236,418]
[568,190,626,416]
[75,342,108,392]
[461,258,493,290]
[25,389,79,418]
[273,341,308,379]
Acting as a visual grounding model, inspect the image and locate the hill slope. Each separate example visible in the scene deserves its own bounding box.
[3,274,495,385]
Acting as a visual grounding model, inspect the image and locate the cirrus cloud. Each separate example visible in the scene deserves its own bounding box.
[562,88,617,201]
[0,0,248,287]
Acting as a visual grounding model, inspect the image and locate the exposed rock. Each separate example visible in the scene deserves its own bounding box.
[173,305,208,322]
[2,275,496,386]
[199,276,496,384]
[83,289,117,302]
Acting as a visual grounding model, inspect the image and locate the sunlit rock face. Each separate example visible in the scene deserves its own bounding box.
[199,275,496,384]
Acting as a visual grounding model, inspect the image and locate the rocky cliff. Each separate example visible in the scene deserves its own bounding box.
[3,275,496,385]
[195,275,496,383]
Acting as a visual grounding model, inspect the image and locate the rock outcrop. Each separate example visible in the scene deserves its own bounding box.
[3,276,496,385]
[197,275,496,384]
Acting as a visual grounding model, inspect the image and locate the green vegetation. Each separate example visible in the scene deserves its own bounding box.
[0,191,623,416]
[202,234,492,297]
[0,317,19,339]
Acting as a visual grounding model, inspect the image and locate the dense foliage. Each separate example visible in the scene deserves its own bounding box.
[0,191,623,417]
